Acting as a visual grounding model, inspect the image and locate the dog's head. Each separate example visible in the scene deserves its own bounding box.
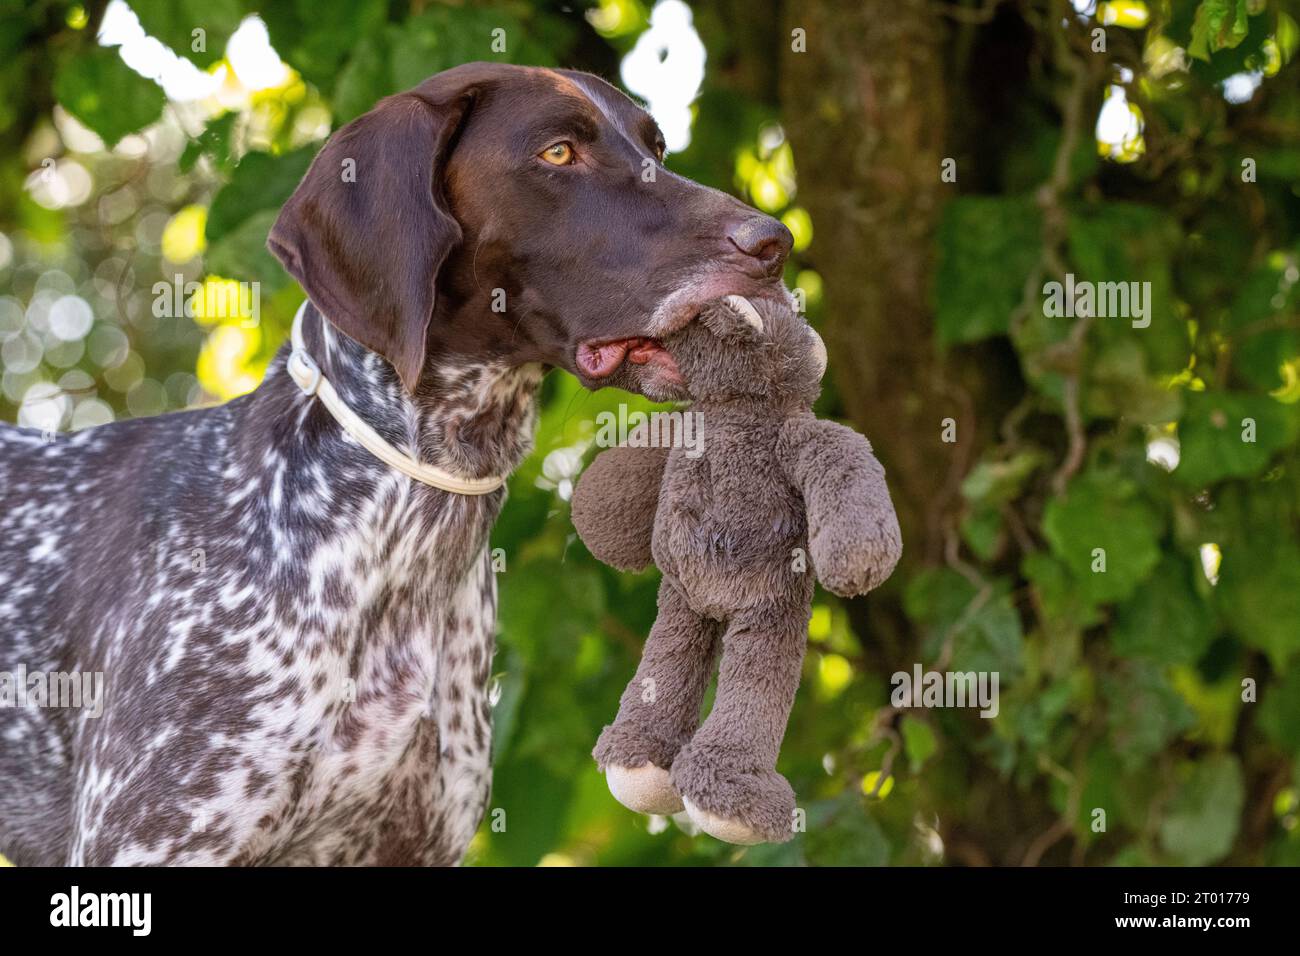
[268,62,792,397]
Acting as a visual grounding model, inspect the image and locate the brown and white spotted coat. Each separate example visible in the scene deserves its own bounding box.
[0,304,539,865]
[0,61,793,866]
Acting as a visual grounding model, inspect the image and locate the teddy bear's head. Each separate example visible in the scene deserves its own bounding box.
[660,295,826,405]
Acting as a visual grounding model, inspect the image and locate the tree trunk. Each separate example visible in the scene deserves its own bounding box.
[780,0,970,566]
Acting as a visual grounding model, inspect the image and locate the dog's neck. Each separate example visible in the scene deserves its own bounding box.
[220,300,542,592]
[281,301,544,483]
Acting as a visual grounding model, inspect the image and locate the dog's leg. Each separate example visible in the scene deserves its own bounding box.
[420,547,498,865]
[0,705,74,865]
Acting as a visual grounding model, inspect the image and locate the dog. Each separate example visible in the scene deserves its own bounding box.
[0,62,792,865]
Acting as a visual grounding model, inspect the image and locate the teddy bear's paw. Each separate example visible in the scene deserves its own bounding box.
[594,722,688,815]
[593,720,685,771]
[812,521,902,598]
[680,797,771,845]
[813,546,883,598]
[672,753,796,845]
[605,764,685,816]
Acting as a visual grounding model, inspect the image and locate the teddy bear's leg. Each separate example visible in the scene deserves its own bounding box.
[593,579,720,815]
[671,593,810,844]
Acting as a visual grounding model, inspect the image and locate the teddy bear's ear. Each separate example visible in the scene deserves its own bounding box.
[700,295,765,342]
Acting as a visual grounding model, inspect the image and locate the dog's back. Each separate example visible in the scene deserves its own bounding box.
[0,404,239,864]
[0,423,78,864]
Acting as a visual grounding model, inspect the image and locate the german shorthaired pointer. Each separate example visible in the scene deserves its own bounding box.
[0,62,792,866]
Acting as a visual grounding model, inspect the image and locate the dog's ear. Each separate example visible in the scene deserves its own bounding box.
[268,83,477,391]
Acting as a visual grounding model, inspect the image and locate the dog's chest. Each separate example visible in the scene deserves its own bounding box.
[248,489,499,865]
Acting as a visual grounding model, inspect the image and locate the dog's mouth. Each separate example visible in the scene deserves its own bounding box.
[575,337,682,383]
[575,294,768,386]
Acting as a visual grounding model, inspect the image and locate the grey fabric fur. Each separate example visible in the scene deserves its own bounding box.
[571,297,902,844]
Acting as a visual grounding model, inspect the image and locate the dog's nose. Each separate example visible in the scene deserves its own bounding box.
[727,215,793,272]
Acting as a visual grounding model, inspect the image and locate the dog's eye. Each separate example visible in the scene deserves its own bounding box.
[654,141,666,162]
[540,142,575,166]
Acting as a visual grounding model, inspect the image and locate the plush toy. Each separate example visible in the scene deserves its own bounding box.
[571,295,903,845]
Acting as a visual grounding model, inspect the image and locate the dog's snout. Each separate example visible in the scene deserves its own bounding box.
[727,216,793,272]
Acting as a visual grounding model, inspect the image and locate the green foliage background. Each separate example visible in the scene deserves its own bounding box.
[1,0,1299,866]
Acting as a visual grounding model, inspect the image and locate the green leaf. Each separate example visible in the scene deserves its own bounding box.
[53,47,166,147]
[1235,328,1300,391]
[260,0,388,94]
[1084,338,1183,425]
[1158,754,1244,865]
[205,209,288,292]
[1042,472,1163,604]
[1022,551,1103,635]
[1109,845,1158,866]
[389,8,522,89]
[1067,202,1184,376]
[933,196,1041,345]
[1228,260,1300,333]
[486,651,528,764]
[1217,535,1300,669]
[1104,663,1195,768]
[1189,0,1252,61]
[1258,667,1300,753]
[904,569,1025,679]
[803,795,891,866]
[1012,677,1076,752]
[1112,555,1215,666]
[206,147,315,243]
[901,715,937,771]
[485,756,577,866]
[179,112,237,175]
[333,32,393,124]
[961,449,1046,505]
[960,505,1002,562]
[951,591,1024,676]
[1169,666,1242,749]
[1175,391,1298,487]
[499,562,607,662]
[129,0,243,68]
[1078,745,1154,834]
[333,7,560,124]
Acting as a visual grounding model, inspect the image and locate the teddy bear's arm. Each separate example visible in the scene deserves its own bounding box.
[570,445,670,572]
[779,417,903,597]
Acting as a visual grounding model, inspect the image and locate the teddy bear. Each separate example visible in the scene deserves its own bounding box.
[570,294,903,845]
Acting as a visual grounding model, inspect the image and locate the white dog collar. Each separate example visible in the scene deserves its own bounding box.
[287,301,508,496]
